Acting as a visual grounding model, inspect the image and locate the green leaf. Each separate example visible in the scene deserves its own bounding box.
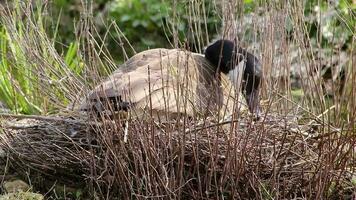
[120,15,131,22]
[132,19,140,27]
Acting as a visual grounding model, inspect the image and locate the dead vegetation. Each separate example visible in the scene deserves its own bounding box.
[0,0,355,199]
[0,111,354,199]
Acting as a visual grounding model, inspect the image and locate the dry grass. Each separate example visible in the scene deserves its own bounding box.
[0,0,355,199]
[1,111,354,199]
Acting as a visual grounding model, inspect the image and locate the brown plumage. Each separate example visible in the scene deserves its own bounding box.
[79,48,245,120]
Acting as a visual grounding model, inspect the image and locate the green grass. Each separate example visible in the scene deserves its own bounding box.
[0,2,84,114]
[0,27,42,114]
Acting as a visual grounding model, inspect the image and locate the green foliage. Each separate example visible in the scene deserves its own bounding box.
[0,2,84,114]
[243,0,257,13]
[0,27,42,114]
[65,42,84,74]
[108,0,171,50]
[303,0,355,49]
[108,0,221,52]
[42,0,223,56]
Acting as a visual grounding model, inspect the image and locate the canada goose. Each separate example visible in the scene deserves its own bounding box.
[80,40,261,120]
[79,48,240,120]
[204,39,262,117]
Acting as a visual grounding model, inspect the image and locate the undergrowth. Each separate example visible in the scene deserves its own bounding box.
[0,0,355,199]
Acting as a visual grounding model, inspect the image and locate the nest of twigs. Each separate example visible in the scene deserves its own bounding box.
[0,113,354,199]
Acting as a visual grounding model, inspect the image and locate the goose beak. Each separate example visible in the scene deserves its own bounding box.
[245,89,261,120]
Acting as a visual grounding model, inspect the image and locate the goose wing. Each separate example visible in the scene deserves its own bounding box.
[80,48,245,119]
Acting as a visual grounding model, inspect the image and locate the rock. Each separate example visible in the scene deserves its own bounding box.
[3,180,30,193]
[0,191,43,200]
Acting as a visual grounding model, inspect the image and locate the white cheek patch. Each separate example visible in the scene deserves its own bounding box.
[227,61,245,89]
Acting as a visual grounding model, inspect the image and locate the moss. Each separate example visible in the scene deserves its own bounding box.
[291,89,304,102]
[0,191,43,200]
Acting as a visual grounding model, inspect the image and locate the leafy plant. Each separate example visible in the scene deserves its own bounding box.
[108,0,171,51]
[303,0,355,49]
[0,2,85,114]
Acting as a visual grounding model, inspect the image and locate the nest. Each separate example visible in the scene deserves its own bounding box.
[0,113,354,199]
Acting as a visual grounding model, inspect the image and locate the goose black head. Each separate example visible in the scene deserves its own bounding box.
[204,39,262,119]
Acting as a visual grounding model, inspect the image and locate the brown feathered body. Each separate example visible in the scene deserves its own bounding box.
[80,48,245,120]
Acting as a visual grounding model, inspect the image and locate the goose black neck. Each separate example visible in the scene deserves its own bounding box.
[204,39,243,74]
